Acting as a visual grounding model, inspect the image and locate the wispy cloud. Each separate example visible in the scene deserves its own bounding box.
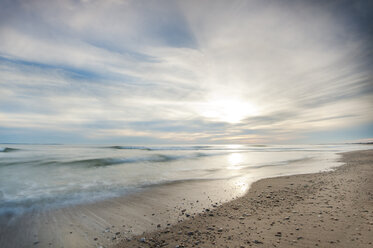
[0,0,372,144]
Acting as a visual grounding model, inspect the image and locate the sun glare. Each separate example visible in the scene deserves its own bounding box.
[228,153,243,166]
[200,99,258,123]
[227,153,244,170]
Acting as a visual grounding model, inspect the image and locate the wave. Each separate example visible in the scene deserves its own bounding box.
[139,176,236,189]
[168,157,313,176]
[192,157,313,173]
[0,147,18,152]
[0,151,211,168]
[106,145,270,151]
[238,157,313,170]
[61,153,209,168]
[107,145,212,151]
[109,145,152,151]
[0,176,231,218]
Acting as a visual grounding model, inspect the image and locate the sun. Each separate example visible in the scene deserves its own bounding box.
[200,98,258,123]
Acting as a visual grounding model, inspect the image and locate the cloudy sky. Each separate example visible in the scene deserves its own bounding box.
[0,0,372,144]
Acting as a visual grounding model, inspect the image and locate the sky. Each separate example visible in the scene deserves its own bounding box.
[0,0,372,145]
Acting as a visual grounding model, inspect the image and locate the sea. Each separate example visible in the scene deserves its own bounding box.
[0,143,366,220]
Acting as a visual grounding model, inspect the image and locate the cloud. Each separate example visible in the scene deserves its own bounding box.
[0,0,372,144]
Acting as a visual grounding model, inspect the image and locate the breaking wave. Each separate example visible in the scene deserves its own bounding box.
[0,147,18,152]
[107,145,213,151]
[59,153,209,168]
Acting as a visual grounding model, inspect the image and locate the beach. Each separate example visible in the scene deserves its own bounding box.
[118,149,373,248]
[2,0,373,247]
[0,146,371,248]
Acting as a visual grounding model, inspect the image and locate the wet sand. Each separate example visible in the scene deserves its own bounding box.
[118,149,373,248]
[0,176,249,248]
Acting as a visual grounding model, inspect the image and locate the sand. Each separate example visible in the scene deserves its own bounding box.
[117,149,373,248]
[0,172,248,248]
[1,149,371,248]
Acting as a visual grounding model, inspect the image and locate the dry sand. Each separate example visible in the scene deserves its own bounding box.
[117,149,373,248]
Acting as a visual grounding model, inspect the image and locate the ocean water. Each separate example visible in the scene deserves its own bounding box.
[0,143,366,217]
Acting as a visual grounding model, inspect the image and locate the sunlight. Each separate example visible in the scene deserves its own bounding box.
[200,99,258,123]
[226,144,244,150]
[227,153,244,170]
[233,177,250,194]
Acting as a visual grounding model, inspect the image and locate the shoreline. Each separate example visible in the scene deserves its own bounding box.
[117,149,373,247]
[0,169,250,248]
[1,149,371,248]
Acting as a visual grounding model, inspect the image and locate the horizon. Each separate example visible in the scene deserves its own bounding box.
[1,0,373,144]
[1,141,372,146]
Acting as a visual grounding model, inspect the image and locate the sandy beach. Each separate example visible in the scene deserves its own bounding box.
[1,148,371,248]
[2,0,373,247]
[118,149,373,248]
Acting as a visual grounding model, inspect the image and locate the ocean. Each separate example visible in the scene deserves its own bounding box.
[0,143,366,219]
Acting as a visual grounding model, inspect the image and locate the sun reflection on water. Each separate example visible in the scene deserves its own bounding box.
[227,153,244,170]
[232,177,250,194]
[226,144,244,150]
